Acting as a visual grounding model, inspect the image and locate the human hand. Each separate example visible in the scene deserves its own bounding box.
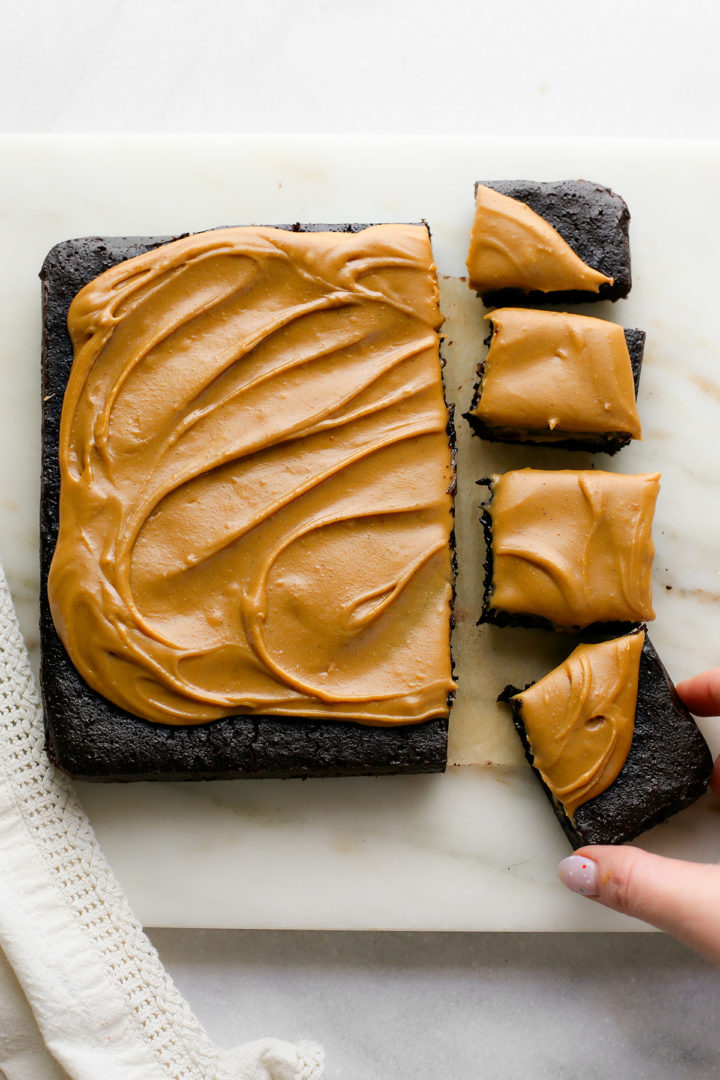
[557,669,720,964]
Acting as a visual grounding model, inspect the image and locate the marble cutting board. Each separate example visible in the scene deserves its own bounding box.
[1,134,719,930]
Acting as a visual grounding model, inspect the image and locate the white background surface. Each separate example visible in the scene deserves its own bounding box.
[3,1,720,1077]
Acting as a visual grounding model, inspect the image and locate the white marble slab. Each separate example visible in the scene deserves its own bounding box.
[0,135,719,929]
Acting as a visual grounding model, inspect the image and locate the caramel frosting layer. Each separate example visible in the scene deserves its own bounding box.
[48,225,456,726]
[472,309,642,439]
[466,185,613,296]
[513,631,644,818]
[489,469,659,628]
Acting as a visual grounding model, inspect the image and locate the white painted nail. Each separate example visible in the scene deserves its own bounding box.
[558,854,600,897]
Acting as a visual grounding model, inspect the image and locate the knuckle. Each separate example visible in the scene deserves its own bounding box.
[607,852,642,916]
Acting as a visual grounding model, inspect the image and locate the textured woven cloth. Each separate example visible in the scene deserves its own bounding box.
[0,564,323,1080]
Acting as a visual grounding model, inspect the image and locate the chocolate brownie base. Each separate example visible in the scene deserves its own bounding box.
[465,328,645,455]
[40,227,452,781]
[475,180,631,306]
[499,632,713,847]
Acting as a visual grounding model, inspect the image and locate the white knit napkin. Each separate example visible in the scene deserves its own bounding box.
[0,563,323,1080]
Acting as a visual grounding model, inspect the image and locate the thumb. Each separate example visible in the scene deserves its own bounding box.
[558,846,720,964]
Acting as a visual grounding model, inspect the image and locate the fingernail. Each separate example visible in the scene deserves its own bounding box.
[558,855,600,897]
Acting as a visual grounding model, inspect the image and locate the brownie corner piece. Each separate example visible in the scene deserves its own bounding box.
[469,179,631,306]
[500,631,713,848]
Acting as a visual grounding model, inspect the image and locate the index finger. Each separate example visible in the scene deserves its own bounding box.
[675,669,720,716]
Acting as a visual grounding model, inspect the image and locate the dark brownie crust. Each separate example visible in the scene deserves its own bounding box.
[475,180,631,306]
[465,327,645,455]
[40,226,451,781]
[500,632,713,847]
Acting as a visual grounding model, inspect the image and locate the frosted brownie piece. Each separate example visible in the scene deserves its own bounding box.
[465,309,644,454]
[499,630,713,847]
[40,224,456,781]
[479,469,659,632]
[467,180,631,306]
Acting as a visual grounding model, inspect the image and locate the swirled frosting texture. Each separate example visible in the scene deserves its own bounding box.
[513,632,644,817]
[466,185,613,296]
[48,225,456,726]
[472,308,642,439]
[489,469,659,628]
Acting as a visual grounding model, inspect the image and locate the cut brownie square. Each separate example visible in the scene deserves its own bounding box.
[467,180,631,306]
[40,224,455,781]
[465,309,645,455]
[479,469,659,631]
[499,630,713,847]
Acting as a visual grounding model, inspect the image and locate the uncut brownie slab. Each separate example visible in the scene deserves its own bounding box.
[465,309,645,454]
[40,225,455,781]
[479,469,659,632]
[499,630,713,848]
[467,180,631,307]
